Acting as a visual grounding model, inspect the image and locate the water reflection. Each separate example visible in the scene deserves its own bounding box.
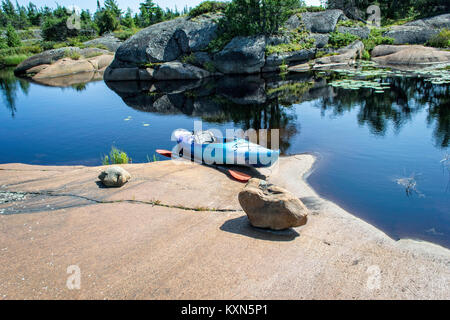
[106,73,333,153]
[0,68,30,117]
[1,68,449,150]
[105,72,449,150]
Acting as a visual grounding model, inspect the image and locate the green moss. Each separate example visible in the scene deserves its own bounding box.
[337,20,366,28]
[315,51,339,59]
[114,28,140,41]
[64,50,82,60]
[362,28,394,52]
[140,62,162,69]
[181,53,197,65]
[362,49,371,60]
[266,29,315,55]
[203,61,216,73]
[328,32,359,49]
[427,29,450,48]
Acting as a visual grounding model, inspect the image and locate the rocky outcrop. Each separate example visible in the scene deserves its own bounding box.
[110,15,220,69]
[98,166,131,187]
[104,14,221,81]
[381,13,450,45]
[14,47,111,75]
[31,55,113,80]
[214,36,266,74]
[300,9,345,33]
[384,26,439,45]
[263,48,316,72]
[83,34,122,52]
[337,26,370,39]
[310,33,330,48]
[104,10,350,80]
[315,40,364,66]
[372,45,450,65]
[404,13,450,29]
[238,178,308,230]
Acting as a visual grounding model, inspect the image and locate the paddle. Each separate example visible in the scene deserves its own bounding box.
[155,149,251,183]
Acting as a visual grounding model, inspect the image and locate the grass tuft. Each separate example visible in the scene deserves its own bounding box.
[102,147,131,165]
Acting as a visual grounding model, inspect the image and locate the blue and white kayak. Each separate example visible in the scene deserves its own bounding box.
[172,129,279,168]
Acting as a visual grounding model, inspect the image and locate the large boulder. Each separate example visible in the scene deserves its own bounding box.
[263,48,316,72]
[284,14,302,30]
[384,26,439,45]
[214,36,266,74]
[153,62,211,80]
[310,33,330,48]
[404,13,450,29]
[110,15,219,68]
[98,166,131,188]
[300,9,345,33]
[337,26,370,39]
[238,178,308,230]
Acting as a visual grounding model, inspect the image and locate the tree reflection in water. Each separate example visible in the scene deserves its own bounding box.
[1,68,448,150]
[0,68,30,117]
[316,76,449,148]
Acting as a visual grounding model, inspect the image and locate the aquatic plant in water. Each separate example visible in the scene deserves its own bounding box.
[330,79,390,93]
[395,173,425,198]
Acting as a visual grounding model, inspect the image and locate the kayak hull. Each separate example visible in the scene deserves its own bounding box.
[175,139,279,168]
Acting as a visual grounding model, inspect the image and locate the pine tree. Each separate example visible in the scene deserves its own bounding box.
[6,23,21,47]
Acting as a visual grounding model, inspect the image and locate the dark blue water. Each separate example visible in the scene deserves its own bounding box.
[0,69,449,247]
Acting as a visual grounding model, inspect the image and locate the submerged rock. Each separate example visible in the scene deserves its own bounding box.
[238,178,308,230]
[98,166,131,187]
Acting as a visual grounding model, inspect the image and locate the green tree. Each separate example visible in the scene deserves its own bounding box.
[220,0,303,37]
[95,8,120,34]
[138,0,164,27]
[16,2,30,29]
[104,0,122,18]
[26,2,42,26]
[6,23,21,47]
[121,8,135,28]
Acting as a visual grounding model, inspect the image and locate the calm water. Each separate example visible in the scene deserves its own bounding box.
[1,68,449,247]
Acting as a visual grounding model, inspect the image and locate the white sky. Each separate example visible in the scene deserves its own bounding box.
[16,0,323,13]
